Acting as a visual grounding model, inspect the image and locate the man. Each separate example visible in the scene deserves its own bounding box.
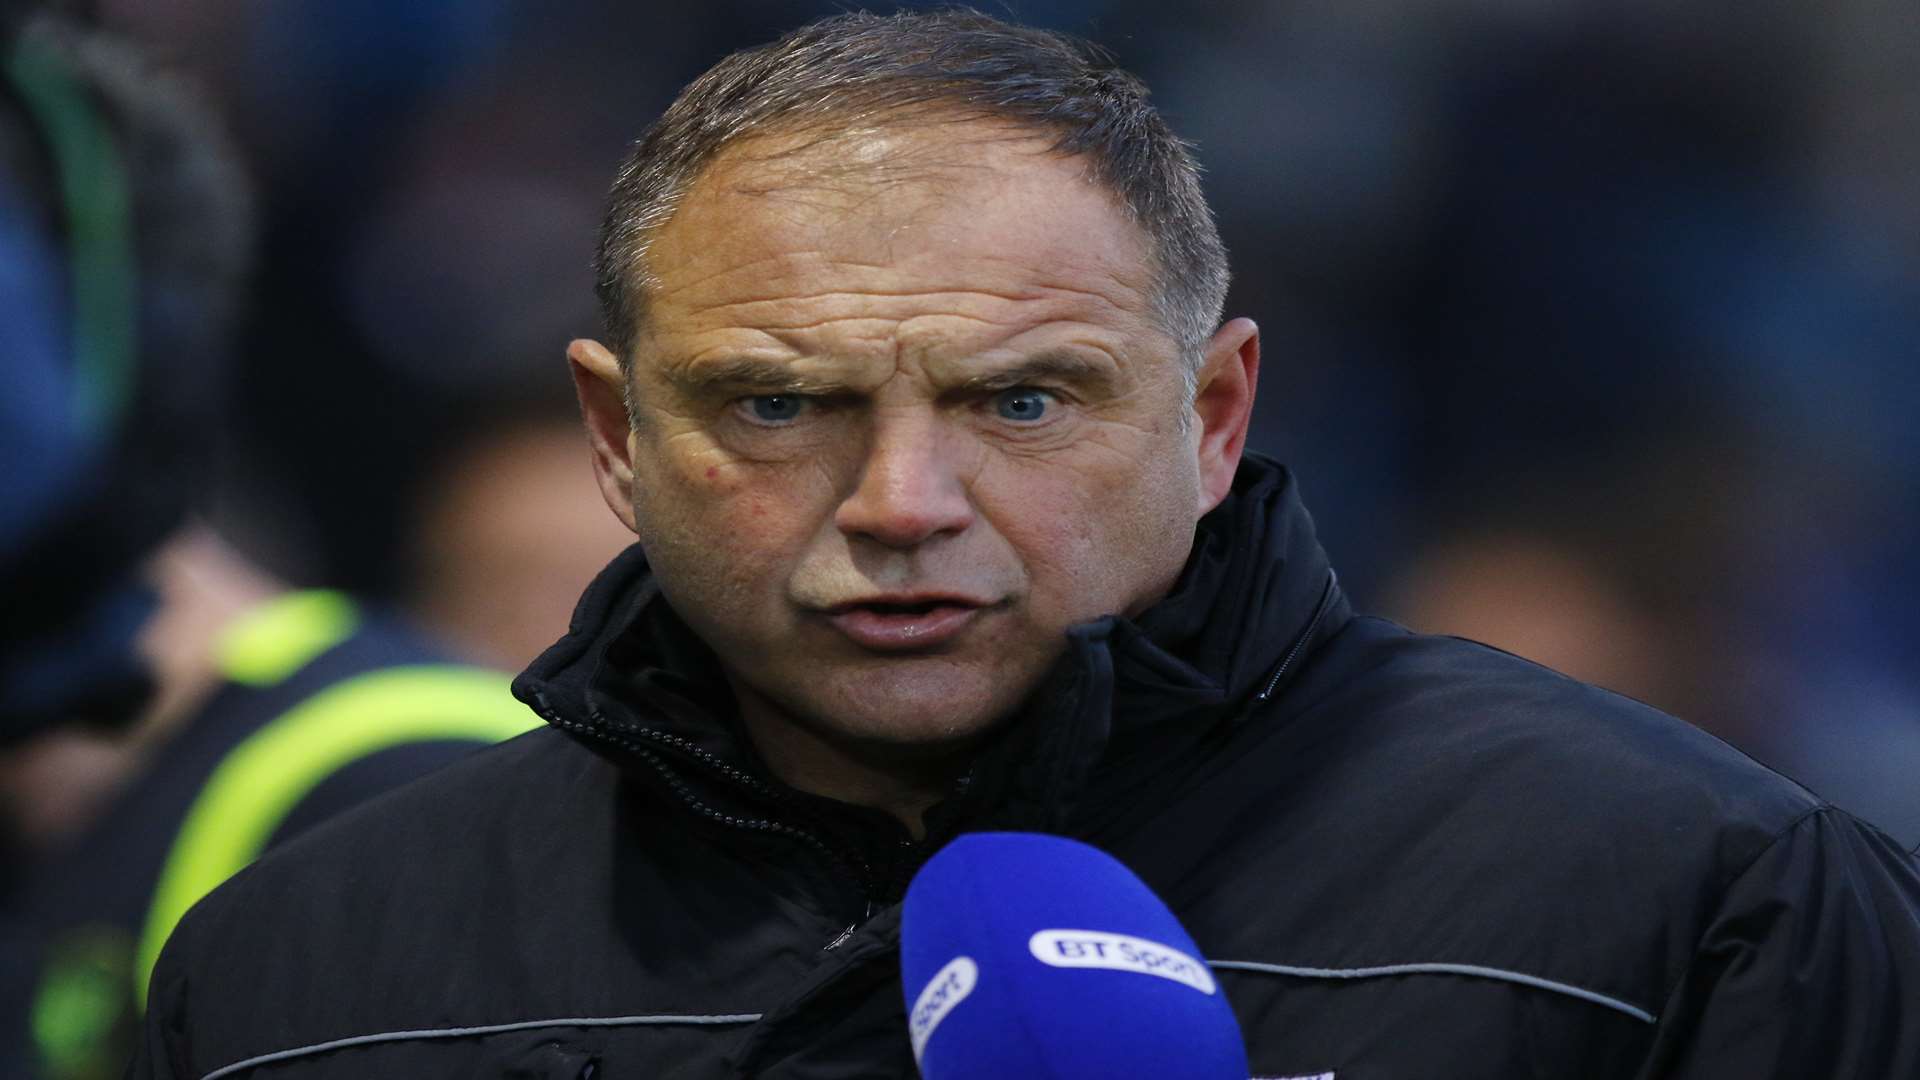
[135,11,1920,1078]
[0,18,536,1078]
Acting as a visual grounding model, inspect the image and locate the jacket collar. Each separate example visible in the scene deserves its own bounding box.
[953,454,1348,838]
[513,454,1347,875]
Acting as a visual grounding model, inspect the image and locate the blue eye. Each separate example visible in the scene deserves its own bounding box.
[993,388,1053,422]
[745,395,806,423]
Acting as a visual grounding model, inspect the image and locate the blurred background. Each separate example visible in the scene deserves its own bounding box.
[50,0,1920,843]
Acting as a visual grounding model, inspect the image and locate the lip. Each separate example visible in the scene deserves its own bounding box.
[818,596,990,652]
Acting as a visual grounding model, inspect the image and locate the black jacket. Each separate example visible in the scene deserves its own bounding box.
[134,458,1920,1078]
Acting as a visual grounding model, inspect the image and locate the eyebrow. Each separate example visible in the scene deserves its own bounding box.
[663,357,845,395]
[665,349,1120,397]
[947,350,1119,394]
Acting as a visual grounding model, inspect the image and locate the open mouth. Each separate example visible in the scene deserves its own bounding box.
[821,597,987,651]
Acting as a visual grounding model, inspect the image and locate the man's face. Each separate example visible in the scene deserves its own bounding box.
[576,122,1247,754]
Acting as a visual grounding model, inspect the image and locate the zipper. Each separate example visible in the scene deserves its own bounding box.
[1256,568,1339,702]
[539,706,876,897]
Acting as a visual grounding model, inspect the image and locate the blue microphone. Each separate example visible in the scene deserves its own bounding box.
[900,831,1249,1078]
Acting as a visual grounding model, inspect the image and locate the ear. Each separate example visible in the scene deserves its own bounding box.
[1191,317,1260,514]
[568,338,640,534]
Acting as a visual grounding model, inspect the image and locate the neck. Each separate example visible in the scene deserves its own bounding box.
[731,682,974,841]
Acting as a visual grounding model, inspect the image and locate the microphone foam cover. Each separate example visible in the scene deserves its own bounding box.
[900,831,1249,1079]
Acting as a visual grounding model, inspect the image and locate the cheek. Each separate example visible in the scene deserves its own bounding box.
[648,436,768,514]
[983,450,1188,618]
[636,447,820,590]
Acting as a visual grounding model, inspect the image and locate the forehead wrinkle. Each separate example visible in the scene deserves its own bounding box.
[654,144,983,294]
[667,281,1151,339]
[680,292,1062,334]
[651,155,1154,294]
[751,316,988,368]
[658,144,1152,289]
[670,286,1143,381]
[646,249,805,307]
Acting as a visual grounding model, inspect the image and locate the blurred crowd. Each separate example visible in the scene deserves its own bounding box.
[14,0,1920,875]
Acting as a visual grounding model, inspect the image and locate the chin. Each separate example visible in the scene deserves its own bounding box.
[787,661,1041,748]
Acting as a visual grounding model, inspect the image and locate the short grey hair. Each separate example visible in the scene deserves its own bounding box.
[593,9,1229,383]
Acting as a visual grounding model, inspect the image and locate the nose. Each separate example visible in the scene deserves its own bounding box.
[834,415,975,548]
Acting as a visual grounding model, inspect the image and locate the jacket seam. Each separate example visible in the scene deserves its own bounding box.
[1209,959,1656,1024]
[197,1013,763,1080]
[1651,803,1832,1012]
